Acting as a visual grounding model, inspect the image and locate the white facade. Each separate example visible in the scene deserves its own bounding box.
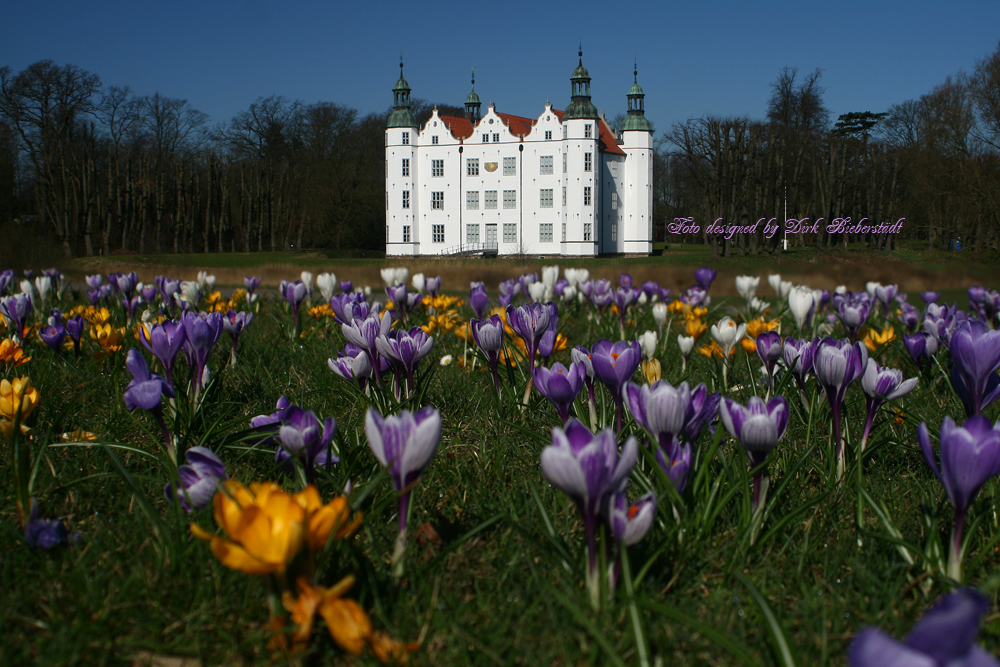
[385,60,653,257]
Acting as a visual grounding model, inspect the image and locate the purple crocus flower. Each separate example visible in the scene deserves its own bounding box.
[343,310,392,384]
[571,345,598,426]
[874,283,898,316]
[904,331,939,371]
[921,291,940,304]
[949,320,1000,416]
[339,280,353,293]
[607,491,656,547]
[836,292,871,342]
[222,310,253,366]
[39,321,65,352]
[277,405,338,483]
[181,311,223,398]
[720,395,789,510]
[116,272,138,302]
[498,279,521,308]
[85,274,103,290]
[625,380,694,493]
[24,498,71,550]
[426,276,441,297]
[64,315,84,356]
[859,359,918,450]
[0,269,14,296]
[124,348,176,457]
[590,278,613,322]
[920,416,1000,581]
[157,277,181,316]
[165,446,227,511]
[694,267,717,291]
[377,326,434,396]
[898,302,921,331]
[684,383,721,443]
[140,283,157,304]
[244,276,261,295]
[471,315,505,394]
[506,303,551,373]
[813,337,868,478]
[139,320,186,386]
[365,405,442,576]
[328,349,373,391]
[329,291,367,324]
[613,287,640,339]
[536,302,560,360]
[782,337,816,396]
[755,331,783,387]
[281,280,308,336]
[681,285,709,307]
[0,294,32,342]
[469,285,489,320]
[248,396,293,449]
[540,419,637,609]
[590,339,642,434]
[849,588,998,667]
[533,361,586,423]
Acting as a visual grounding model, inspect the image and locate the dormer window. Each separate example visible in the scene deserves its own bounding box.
[584,124,592,139]
[492,133,499,142]
[431,135,439,144]
[545,130,552,140]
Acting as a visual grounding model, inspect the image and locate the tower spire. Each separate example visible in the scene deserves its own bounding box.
[565,45,598,120]
[622,61,652,133]
[387,57,417,128]
[465,64,482,124]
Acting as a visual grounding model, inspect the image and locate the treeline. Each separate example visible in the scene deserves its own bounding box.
[3,45,1000,259]
[654,42,1000,256]
[0,62,397,257]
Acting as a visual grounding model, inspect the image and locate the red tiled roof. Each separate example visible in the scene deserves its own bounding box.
[496,112,534,137]
[599,118,626,155]
[440,115,474,139]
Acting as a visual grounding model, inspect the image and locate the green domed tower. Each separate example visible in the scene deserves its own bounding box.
[564,49,599,120]
[387,59,418,129]
[621,64,653,133]
[464,67,482,123]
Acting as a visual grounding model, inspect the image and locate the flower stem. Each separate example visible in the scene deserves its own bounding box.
[584,513,600,611]
[948,510,966,582]
[392,492,411,579]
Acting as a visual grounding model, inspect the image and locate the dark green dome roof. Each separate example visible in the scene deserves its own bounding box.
[465,89,481,105]
[628,80,644,96]
[571,63,590,80]
[393,76,410,92]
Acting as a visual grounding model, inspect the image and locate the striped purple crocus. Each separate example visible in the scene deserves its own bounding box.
[813,337,868,479]
[533,361,586,423]
[949,320,1000,416]
[859,359,918,450]
[720,395,789,511]
[591,339,642,434]
[472,315,505,394]
[376,326,434,397]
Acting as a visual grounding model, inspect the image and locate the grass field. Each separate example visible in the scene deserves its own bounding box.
[2,253,1000,666]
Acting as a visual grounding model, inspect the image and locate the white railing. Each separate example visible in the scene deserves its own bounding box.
[437,242,498,256]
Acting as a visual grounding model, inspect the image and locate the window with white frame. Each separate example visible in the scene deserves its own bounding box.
[503,190,516,209]
[540,189,553,208]
[611,192,618,210]
[432,159,444,177]
[584,223,592,241]
[492,133,499,142]
[562,222,567,242]
[467,224,480,244]
[540,155,553,174]
[611,161,618,178]
[584,152,592,172]
[432,224,444,243]
[503,157,516,176]
[585,124,592,138]
[611,223,617,242]
[563,125,568,139]
[539,223,553,242]
[482,133,488,143]
[584,186,592,206]
[467,158,479,176]
[485,190,497,209]
[402,158,409,177]
[545,130,552,140]
[403,225,411,242]
[503,223,517,243]
[402,190,410,209]
[402,131,410,145]
[562,186,567,206]
[562,153,567,173]
[431,135,439,145]
[466,191,479,210]
[431,191,444,209]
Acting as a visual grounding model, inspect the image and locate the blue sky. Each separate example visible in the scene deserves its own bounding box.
[4,0,999,136]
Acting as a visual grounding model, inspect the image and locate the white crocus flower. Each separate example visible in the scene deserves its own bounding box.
[711,316,747,359]
[316,273,337,302]
[779,280,793,300]
[300,271,312,293]
[735,275,760,303]
[637,291,648,306]
[652,302,668,330]
[788,286,815,332]
[180,280,201,304]
[380,268,396,286]
[412,273,426,293]
[528,282,547,303]
[542,265,559,290]
[638,330,658,361]
[34,276,52,311]
[393,267,409,286]
[866,281,881,299]
[768,274,782,296]
[749,297,768,315]
[677,335,695,357]
[562,285,577,302]
[835,285,847,295]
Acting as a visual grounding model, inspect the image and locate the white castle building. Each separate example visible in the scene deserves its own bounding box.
[384,53,654,257]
